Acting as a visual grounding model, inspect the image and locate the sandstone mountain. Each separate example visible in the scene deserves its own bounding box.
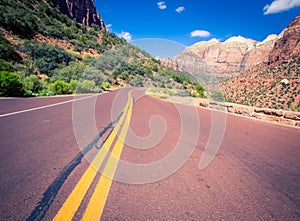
[161,34,280,83]
[220,15,300,111]
[51,0,106,29]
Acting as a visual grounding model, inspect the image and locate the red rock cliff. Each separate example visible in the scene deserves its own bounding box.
[50,0,106,29]
[268,15,300,63]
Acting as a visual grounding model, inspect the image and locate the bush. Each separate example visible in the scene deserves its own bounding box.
[175,90,190,97]
[195,84,205,98]
[81,67,109,85]
[69,79,78,93]
[128,75,144,87]
[210,90,225,102]
[101,81,111,91]
[76,80,97,94]
[54,62,86,82]
[0,71,24,96]
[22,75,42,93]
[0,59,13,71]
[171,71,192,84]
[48,80,71,95]
[149,87,175,96]
[290,104,300,112]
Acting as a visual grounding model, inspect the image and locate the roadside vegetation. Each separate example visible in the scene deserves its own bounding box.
[0,0,205,97]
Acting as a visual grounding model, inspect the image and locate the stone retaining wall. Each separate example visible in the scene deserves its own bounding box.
[199,99,300,127]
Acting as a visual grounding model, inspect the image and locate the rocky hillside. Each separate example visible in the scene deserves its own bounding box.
[0,0,205,97]
[221,15,300,111]
[221,58,300,111]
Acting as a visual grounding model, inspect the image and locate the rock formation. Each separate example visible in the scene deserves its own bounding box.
[162,34,279,79]
[268,14,300,63]
[245,34,280,68]
[51,0,106,29]
[167,15,300,80]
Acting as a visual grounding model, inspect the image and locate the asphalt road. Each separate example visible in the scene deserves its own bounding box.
[0,88,299,220]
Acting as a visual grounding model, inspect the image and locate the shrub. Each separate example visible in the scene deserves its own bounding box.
[0,59,13,71]
[175,90,190,97]
[76,80,97,94]
[0,71,24,96]
[54,62,86,82]
[210,90,225,102]
[149,87,175,96]
[171,71,192,84]
[195,84,205,98]
[69,79,78,93]
[48,80,71,95]
[81,67,109,85]
[128,75,144,87]
[22,75,42,93]
[290,104,300,112]
[101,81,111,91]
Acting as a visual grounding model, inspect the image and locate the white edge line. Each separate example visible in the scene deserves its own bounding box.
[0,94,99,118]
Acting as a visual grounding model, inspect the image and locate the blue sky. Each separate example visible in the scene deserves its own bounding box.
[95,0,300,57]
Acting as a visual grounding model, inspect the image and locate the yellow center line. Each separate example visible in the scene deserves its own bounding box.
[53,91,132,221]
[81,95,133,221]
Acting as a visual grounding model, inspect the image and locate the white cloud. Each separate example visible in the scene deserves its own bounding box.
[106,24,112,31]
[175,6,185,13]
[118,31,132,42]
[263,0,300,14]
[190,30,211,38]
[157,1,167,10]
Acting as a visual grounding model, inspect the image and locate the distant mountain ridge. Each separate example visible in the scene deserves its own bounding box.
[161,15,300,83]
[160,33,281,81]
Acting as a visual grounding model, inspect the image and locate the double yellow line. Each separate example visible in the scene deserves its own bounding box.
[53,91,133,221]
